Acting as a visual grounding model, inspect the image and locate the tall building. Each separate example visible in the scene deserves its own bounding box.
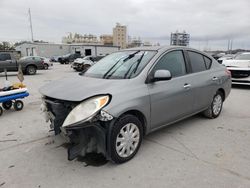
[113,23,127,49]
[100,34,113,45]
[170,30,190,46]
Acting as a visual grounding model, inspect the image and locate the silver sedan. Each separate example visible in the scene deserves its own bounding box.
[40,46,231,163]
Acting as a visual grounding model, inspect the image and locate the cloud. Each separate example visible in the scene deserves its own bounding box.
[0,0,249,50]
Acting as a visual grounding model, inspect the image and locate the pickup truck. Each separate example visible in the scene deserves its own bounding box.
[0,52,45,75]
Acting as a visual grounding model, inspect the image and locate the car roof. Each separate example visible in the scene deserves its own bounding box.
[121,45,196,52]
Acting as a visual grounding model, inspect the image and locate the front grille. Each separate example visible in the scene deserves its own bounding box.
[230,70,250,78]
[44,97,75,135]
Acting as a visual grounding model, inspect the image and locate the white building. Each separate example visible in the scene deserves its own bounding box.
[15,42,120,58]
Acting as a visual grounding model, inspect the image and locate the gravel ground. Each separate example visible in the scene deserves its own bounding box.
[0,64,250,188]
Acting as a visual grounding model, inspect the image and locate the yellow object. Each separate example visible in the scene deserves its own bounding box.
[12,82,26,89]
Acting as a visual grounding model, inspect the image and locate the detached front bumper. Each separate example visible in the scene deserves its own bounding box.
[41,97,115,160]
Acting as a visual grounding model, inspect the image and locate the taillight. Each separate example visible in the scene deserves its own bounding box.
[225,69,231,76]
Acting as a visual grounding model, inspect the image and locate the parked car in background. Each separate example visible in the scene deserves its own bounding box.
[40,46,231,163]
[40,57,53,70]
[0,52,44,75]
[71,55,104,72]
[222,52,250,85]
[58,53,81,64]
[50,56,60,62]
[217,54,234,64]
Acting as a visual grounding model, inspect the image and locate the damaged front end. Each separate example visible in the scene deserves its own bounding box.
[41,95,114,160]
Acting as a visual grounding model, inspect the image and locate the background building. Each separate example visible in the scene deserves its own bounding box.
[113,23,127,49]
[170,30,190,46]
[127,37,142,48]
[15,42,119,58]
[100,34,113,45]
[62,33,99,44]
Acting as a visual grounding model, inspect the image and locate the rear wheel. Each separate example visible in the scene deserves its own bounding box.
[26,65,37,75]
[203,91,223,118]
[110,114,143,164]
[2,101,12,110]
[14,100,24,111]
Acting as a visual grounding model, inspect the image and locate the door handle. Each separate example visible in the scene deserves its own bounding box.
[212,77,218,81]
[184,83,191,89]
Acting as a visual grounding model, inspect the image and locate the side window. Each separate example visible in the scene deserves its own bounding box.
[0,54,11,61]
[152,50,186,77]
[188,51,206,72]
[203,56,212,69]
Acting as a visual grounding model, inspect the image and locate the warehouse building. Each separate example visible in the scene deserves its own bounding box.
[15,42,120,58]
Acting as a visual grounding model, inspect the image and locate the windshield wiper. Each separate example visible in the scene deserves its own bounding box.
[104,51,140,79]
[124,52,145,79]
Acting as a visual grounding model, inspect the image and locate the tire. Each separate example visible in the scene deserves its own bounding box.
[203,91,223,119]
[0,106,3,116]
[2,101,12,110]
[110,114,143,164]
[14,100,24,111]
[26,65,37,75]
[84,64,91,71]
[44,64,49,70]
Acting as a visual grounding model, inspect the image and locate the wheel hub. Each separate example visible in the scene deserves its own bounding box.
[116,123,140,158]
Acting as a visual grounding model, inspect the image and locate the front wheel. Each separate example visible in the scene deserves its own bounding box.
[110,114,143,164]
[44,64,49,70]
[203,91,223,118]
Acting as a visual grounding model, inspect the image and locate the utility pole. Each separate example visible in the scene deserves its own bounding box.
[28,8,34,42]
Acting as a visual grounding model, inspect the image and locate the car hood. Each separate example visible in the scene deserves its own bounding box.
[222,60,250,68]
[39,75,129,102]
[74,60,92,64]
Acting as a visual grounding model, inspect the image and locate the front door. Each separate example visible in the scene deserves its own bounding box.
[147,50,195,130]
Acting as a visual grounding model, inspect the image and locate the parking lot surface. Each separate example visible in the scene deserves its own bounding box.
[0,64,250,188]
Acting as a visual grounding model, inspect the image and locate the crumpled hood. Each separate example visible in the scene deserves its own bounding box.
[222,60,250,68]
[39,75,128,102]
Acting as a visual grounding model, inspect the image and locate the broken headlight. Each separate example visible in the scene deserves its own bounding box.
[62,95,110,128]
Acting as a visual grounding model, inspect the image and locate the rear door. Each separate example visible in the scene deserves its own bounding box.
[185,50,216,111]
[148,50,195,130]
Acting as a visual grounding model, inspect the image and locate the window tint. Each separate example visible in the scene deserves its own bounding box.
[188,51,206,72]
[0,53,11,61]
[152,50,186,77]
[203,56,212,69]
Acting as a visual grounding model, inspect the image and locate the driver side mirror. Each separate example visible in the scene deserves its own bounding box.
[149,70,172,82]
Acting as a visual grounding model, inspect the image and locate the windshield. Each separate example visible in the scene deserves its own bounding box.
[83,50,156,79]
[234,54,250,60]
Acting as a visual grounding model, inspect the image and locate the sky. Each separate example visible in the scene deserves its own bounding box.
[0,0,250,50]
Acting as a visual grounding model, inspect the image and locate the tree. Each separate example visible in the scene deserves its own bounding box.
[0,42,15,50]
